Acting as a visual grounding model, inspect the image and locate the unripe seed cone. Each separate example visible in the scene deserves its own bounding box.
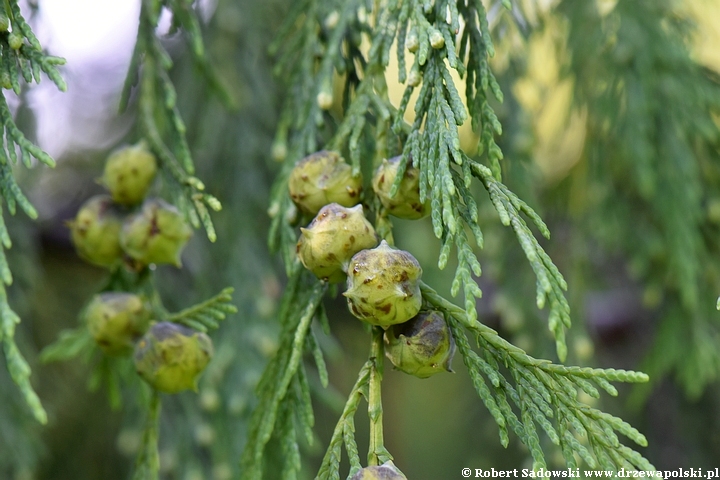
[288,150,362,215]
[372,156,429,219]
[121,199,192,267]
[407,67,421,87]
[102,143,157,206]
[350,461,407,480]
[134,322,213,394]
[385,310,456,378]
[406,31,419,53]
[8,32,23,50]
[297,203,378,283]
[85,292,152,355]
[69,194,124,268]
[429,29,445,49]
[344,240,422,328]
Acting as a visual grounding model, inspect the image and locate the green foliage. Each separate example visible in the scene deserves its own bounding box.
[422,283,652,471]
[387,0,571,359]
[250,0,656,478]
[40,282,237,476]
[1,0,280,477]
[38,325,94,364]
[121,0,228,242]
[557,0,720,401]
[35,2,244,477]
[0,0,66,425]
[39,282,235,450]
[0,363,42,478]
[5,0,719,477]
[316,360,368,480]
[168,287,238,332]
[239,272,327,480]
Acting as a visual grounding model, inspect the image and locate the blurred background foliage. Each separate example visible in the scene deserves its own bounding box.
[1,0,720,479]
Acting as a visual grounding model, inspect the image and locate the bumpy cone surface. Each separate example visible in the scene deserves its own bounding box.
[372,156,429,219]
[288,150,362,215]
[344,240,422,328]
[85,292,152,355]
[69,194,125,268]
[134,322,213,394]
[297,203,378,282]
[385,310,456,378]
[120,199,192,267]
[350,461,408,480]
[102,143,158,206]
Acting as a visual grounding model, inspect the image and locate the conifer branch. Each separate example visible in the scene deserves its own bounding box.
[167,287,237,332]
[41,286,237,367]
[316,361,371,480]
[0,0,67,424]
[559,0,720,399]
[260,0,658,476]
[422,282,653,471]
[123,0,226,242]
[1,284,46,423]
[324,0,572,359]
[267,0,369,264]
[38,326,94,364]
[239,277,327,480]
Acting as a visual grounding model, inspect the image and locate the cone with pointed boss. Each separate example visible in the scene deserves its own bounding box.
[350,461,407,480]
[372,156,429,220]
[85,292,152,355]
[101,142,158,206]
[288,150,362,215]
[134,322,213,394]
[297,203,378,282]
[121,198,193,267]
[384,310,456,378]
[344,240,423,328]
[69,194,125,268]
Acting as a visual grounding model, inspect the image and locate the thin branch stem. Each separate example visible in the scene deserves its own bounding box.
[132,390,161,480]
[315,361,371,480]
[367,326,391,467]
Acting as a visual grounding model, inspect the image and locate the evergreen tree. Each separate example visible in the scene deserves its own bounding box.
[1,0,719,478]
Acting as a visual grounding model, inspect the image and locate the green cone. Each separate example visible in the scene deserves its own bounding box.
[69,194,124,268]
[297,203,378,282]
[372,156,429,219]
[134,322,213,394]
[385,310,456,378]
[85,293,152,355]
[102,143,157,206]
[288,150,362,215]
[120,199,192,267]
[344,240,422,328]
[350,461,407,480]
